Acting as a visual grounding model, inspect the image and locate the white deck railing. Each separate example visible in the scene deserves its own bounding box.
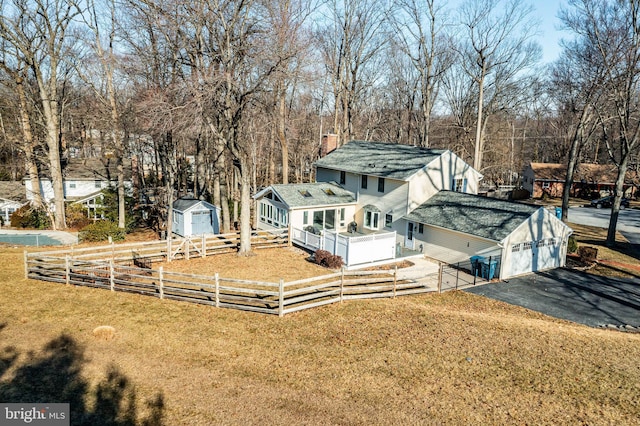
[291,228,396,267]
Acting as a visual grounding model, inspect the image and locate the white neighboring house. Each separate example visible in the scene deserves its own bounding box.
[172,198,221,237]
[0,181,28,225]
[23,158,133,218]
[254,139,573,275]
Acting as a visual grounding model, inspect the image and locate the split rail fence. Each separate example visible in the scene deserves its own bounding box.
[24,229,448,316]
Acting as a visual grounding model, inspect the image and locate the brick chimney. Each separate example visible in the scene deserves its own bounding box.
[320,133,338,157]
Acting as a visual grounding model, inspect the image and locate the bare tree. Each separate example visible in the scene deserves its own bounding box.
[317,0,390,146]
[0,0,82,229]
[392,0,452,147]
[79,0,128,229]
[457,0,540,171]
[562,0,640,246]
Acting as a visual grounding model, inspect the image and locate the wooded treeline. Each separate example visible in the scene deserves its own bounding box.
[0,0,638,248]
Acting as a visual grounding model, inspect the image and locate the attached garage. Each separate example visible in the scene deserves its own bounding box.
[402,191,572,279]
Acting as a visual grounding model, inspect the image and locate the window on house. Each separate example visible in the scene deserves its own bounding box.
[299,190,312,198]
[452,178,467,192]
[312,209,336,230]
[259,201,288,228]
[378,177,385,193]
[303,211,309,226]
[323,188,336,196]
[364,211,379,230]
[69,182,76,189]
[418,223,424,233]
[339,208,346,227]
[95,180,101,189]
[340,171,346,185]
[361,175,368,189]
[542,182,550,189]
[385,214,392,228]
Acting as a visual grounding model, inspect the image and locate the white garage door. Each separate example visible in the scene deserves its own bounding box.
[510,238,560,277]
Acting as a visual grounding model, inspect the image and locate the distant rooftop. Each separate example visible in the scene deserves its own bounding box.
[315,140,447,181]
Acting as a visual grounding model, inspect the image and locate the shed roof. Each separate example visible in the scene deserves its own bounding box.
[173,198,218,212]
[404,191,542,242]
[259,182,356,209]
[315,140,447,180]
[31,158,132,181]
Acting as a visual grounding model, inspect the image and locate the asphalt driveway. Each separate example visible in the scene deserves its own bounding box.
[465,268,640,328]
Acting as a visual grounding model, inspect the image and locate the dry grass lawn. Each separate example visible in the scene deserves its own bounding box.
[1,246,639,425]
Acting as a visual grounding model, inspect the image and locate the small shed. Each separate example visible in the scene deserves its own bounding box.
[402,191,573,279]
[171,198,221,237]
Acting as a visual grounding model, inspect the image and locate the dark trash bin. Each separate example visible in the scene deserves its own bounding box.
[470,255,484,276]
[480,258,498,280]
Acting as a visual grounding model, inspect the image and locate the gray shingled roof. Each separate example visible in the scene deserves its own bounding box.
[404,191,542,242]
[315,140,446,180]
[33,158,132,180]
[267,182,356,208]
[173,198,216,212]
[0,181,27,203]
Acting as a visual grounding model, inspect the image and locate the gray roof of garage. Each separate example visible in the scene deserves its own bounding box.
[404,191,542,242]
[315,140,446,180]
[266,182,356,208]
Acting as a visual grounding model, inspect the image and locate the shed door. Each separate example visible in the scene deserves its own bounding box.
[509,238,560,277]
[191,210,211,235]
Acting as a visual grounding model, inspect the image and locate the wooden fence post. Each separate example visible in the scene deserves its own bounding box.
[23,250,28,279]
[202,234,206,258]
[158,266,164,299]
[340,267,345,302]
[167,237,172,263]
[278,279,284,317]
[109,260,115,291]
[214,273,220,308]
[111,241,115,261]
[65,255,70,286]
[393,265,397,298]
[437,262,443,293]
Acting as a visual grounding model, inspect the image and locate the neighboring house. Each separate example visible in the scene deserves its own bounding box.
[172,198,221,237]
[403,191,573,279]
[0,181,28,225]
[522,162,638,199]
[23,158,133,218]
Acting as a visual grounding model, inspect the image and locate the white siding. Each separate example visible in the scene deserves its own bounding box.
[500,207,572,279]
[24,179,133,204]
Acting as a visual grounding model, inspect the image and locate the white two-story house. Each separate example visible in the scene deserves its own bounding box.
[24,158,133,219]
[255,140,572,278]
